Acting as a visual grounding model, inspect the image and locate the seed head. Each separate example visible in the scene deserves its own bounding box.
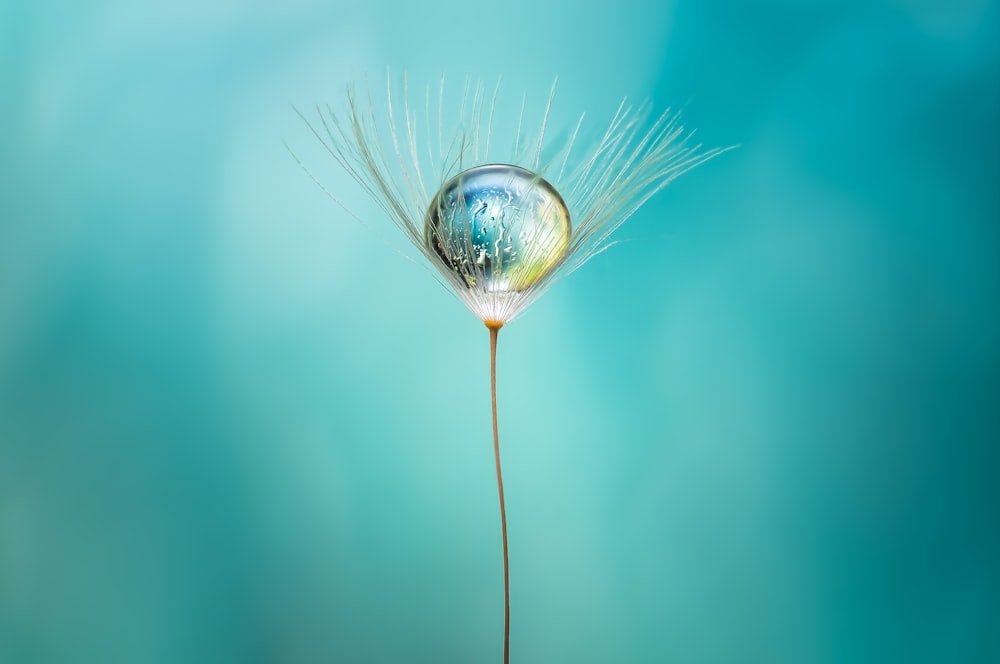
[298,74,725,324]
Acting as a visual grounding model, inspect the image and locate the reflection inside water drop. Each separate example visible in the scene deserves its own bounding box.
[425,164,571,292]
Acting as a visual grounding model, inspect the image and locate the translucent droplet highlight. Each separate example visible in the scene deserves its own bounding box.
[425,164,571,292]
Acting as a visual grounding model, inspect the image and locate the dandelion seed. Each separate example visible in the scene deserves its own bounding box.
[295,74,726,663]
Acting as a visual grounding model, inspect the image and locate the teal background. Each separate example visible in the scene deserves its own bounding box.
[2,1,998,662]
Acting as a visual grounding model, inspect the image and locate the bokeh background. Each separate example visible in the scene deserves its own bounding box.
[2,0,998,662]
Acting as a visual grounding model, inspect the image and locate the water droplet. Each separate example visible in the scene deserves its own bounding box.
[425,164,571,292]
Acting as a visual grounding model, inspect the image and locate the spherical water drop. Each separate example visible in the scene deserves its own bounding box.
[425,164,570,292]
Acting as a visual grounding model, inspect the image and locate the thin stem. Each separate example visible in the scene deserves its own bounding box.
[486,321,509,664]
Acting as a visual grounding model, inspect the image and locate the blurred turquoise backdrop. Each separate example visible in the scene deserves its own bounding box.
[1,0,998,662]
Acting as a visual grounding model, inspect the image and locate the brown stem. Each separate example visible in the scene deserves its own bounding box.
[486,320,509,664]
